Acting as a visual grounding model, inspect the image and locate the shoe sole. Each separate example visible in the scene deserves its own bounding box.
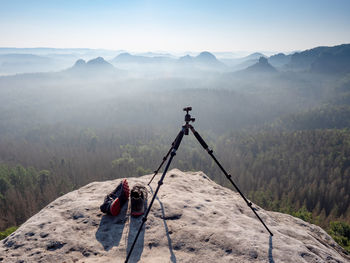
[131,211,144,217]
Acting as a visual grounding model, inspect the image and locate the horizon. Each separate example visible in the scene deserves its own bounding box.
[0,44,347,58]
[1,0,350,52]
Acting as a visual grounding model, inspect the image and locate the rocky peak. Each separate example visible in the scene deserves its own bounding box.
[87,57,109,65]
[73,59,86,67]
[242,56,277,74]
[258,57,268,64]
[196,51,217,62]
[0,169,348,262]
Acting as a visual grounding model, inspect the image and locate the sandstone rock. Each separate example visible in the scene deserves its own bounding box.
[0,169,349,262]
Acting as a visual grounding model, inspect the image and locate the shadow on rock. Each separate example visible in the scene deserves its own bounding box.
[150,185,177,263]
[126,199,147,263]
[95,203,128,251]
[268,235,275,263]
[157,196,177,262]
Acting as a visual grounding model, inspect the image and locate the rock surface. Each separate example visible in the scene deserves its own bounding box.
[0,169,349,263]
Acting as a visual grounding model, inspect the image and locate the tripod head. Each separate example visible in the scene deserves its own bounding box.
[183,106,195,135]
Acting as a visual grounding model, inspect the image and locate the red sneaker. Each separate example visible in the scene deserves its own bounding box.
[109,179,130,216]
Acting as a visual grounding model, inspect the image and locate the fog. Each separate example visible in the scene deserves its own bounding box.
[0,47,345,158]
[0,55,335,141]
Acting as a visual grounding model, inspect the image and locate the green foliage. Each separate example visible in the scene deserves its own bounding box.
[0,164,67,230]
[277,105,350,130]
[111,156,136,176]
[0,176,11,195]
[1,127,350,234]
[215,128,350,230]
[328,221,350,252]
[292,206,313,223]
[0,226,18,240]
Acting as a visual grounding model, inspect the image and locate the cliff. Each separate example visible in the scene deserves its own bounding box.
[1,169,349,262]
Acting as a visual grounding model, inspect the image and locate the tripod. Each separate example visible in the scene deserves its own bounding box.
[125,107,273,263]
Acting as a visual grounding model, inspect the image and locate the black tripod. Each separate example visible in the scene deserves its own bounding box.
[125,107,273,263]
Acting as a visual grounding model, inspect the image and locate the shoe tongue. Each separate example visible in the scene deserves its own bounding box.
[131,184,147,199]
[132,191,140,198]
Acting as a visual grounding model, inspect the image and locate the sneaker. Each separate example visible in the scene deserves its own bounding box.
[131,184,148,217]
[108,179,130,216]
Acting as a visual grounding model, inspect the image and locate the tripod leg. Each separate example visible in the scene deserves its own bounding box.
[147,133,180,185]
[189,125,273,236]
[125,128,185,263]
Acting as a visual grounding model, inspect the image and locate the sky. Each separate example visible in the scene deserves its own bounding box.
[0,0,350,52]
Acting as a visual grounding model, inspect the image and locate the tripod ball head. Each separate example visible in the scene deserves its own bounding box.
[183,106,195,135]
[183,106,195,124]
[183,106,192,112]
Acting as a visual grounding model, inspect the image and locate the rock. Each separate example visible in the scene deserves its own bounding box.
[46,241,66,251]
[0,169,349,262]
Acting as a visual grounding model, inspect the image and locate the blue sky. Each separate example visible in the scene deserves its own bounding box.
[0,0,349,52]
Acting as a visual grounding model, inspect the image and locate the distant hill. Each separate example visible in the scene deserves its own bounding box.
[244,52,266,61]
[137,52,174,58]
[220,52,266,70]
[268,53,292,68]
[232,58,259,70]
[2,44,350,76]
[67,57,115,74]
[0,47,94,55]
[240,57,277,74]
[111,51,226,71]
[195,51,220,63]
[0,47,123,59]
[0,54,56,75]
[0,53,51,62]
[286,44,350,74]
[110,53,173,64]
[86,57,114,68]
[179,51,226,70]
[178,54,193,63]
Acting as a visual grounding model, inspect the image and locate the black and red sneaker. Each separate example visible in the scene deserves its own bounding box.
[100,179,130,216]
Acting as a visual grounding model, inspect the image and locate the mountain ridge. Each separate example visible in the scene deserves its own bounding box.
[1,44,350,76]
[67,57,115,74]
[238,57,277,74]
[286,43,350,73]
[178,51,227,70]
[110,52,173,64]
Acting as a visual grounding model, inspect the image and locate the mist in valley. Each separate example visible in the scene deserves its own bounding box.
[0,51,334,138]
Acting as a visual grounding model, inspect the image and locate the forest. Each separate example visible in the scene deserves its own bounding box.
[0,48,350,252]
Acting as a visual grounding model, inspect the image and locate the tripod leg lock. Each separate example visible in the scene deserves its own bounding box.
[142,217,147,223]
[158,181,163,186]
[226,174,232,179]
[207,149,213,154]
[247,201,252,207]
